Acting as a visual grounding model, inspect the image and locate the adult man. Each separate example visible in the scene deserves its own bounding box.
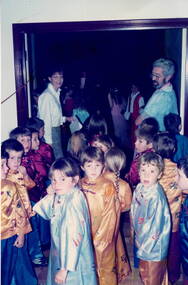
[136,58,178,130]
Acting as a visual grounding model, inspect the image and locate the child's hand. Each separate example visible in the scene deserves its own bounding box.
[46,185,55,195]
[18,165,27,176]
[14,234,24,248]
[55,269,68,284]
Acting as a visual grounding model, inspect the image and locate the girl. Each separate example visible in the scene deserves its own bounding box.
[91,134,114,154]
[33,157,97,285]
[103,147,132,282]
[67,130,88,163]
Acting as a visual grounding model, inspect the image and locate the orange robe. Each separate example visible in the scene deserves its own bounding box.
[80,176,118,285]
[103,171,132,282]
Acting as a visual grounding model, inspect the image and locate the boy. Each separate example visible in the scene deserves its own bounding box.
[1,150,37,285]
[25,117,55,169]
[153,132,183,284]
[125,127,154,190]
[176,156,188,285]
[131,151,171,285]
[164,113,188,162]
[80,146,118,285]
[9,127,48,266]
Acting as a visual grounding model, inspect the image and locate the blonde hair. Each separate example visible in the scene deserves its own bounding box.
[105,147,126,193]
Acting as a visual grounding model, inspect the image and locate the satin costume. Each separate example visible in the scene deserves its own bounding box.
[103,172,132,281]
[159,158,183,283]
[131,182,171,285]
[1,179,37,285]
[33,188,97,285]
[179,194,188,280]
[81,175,119,285]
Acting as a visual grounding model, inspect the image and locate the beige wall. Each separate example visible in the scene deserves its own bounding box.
[1,0,188,140]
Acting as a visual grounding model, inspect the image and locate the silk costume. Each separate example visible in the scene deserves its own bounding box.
[33,188,97,285]
[81,175,118,285]
[131,182,171,285]
[159,158,182,283]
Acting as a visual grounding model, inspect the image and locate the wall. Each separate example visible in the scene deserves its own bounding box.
[1,0,188,140]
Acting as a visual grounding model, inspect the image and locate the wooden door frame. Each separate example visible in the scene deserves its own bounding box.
[13,18,188,134]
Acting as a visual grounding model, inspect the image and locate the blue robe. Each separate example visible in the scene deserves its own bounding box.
[131,183,171,261]
[33,188,97,285]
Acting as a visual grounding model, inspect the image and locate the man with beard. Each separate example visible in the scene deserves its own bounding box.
[136,58,178,131]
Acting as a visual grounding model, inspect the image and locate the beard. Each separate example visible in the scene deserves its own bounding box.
[152,78,167,89]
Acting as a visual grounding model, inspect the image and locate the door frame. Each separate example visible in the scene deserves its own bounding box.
[12,18,188,134]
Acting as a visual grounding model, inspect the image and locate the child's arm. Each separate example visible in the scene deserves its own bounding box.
[119,182,132,212]
[14,233,25,248]
[55,269,68,284]
[18,165,36,189]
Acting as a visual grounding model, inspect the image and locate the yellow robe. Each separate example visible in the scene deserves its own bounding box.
[7,170,35,219]
[1,179,32,240]
[103,171,132,282]
[80,175,118,285]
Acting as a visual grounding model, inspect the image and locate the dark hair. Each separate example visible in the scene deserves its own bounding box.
[153,132,177,159]
[140,117,159,134]
[135,127,156,144]
[84,111,108,140]
[139,151,164,174]
[9,127,31,139]
[28,128,39,135]
[1,139,24,154]
[47,66,64,78]
[49,157,80,179]
[25,117,44,130]
[1,148,9,159]
[177,156,188,178]
[80,146,104,166]
[164,113,181,134]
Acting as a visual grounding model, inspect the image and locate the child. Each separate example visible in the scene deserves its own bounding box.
[125,127,154,190]
[103,147,132,281]
[67,130,88,163]
[131,151,171,285]
[91,134,114,154]
[176,156,188,285]
[1,139,35,221]
[164,113,188,162]
[153,132,183,284]
[139,117,159,134]
[1,150,37,285]
[25,117,55,169]
[9,127,48,266]
[80,146,118,285]
[33,157,97,285]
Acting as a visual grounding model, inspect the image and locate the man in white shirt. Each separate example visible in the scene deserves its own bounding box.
[38,68,70,158]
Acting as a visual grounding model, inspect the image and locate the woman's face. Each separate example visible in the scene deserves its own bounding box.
[49,72,64,90]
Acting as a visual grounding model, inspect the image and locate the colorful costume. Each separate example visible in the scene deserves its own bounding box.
[38,141,55,171]
[143,83,178,131]
[33,188,97,285]
[81,175,118,285]
[159,159,183,283]
[131,182,171,285]
[103,171,132,281]
[1,179,37,285]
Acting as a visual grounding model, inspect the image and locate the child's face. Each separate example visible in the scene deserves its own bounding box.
[1,158,9,179]
[135,137,151,153]
[31,132,40,150]
[49,72,64,90]
[91,141,108,153]
[51,170,77,194]
[139,162,161,188]
[82,160,104,181]
[17,135,31,154]
[176,168,188,193]
[39,126,45,139]
[8,150,23,172]
[71,136,82,153]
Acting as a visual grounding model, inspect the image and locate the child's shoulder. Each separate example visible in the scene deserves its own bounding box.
[39,141,53,151]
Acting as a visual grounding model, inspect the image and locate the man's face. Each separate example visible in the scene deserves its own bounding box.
[151,67,167,89]
[49,72,63,90]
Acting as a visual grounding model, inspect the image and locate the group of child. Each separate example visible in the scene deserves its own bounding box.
[1,112,188,285]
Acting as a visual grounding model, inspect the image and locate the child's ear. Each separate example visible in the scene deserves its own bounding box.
[81,166,85,172]
[157,171,163,180]
[73,175,80,185]
[147,142,153,149]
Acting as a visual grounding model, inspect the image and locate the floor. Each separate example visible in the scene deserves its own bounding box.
[34,213,183,285]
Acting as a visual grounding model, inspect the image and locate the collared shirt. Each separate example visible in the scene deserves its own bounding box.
[38,83,66,144]
[143,83,178,131]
